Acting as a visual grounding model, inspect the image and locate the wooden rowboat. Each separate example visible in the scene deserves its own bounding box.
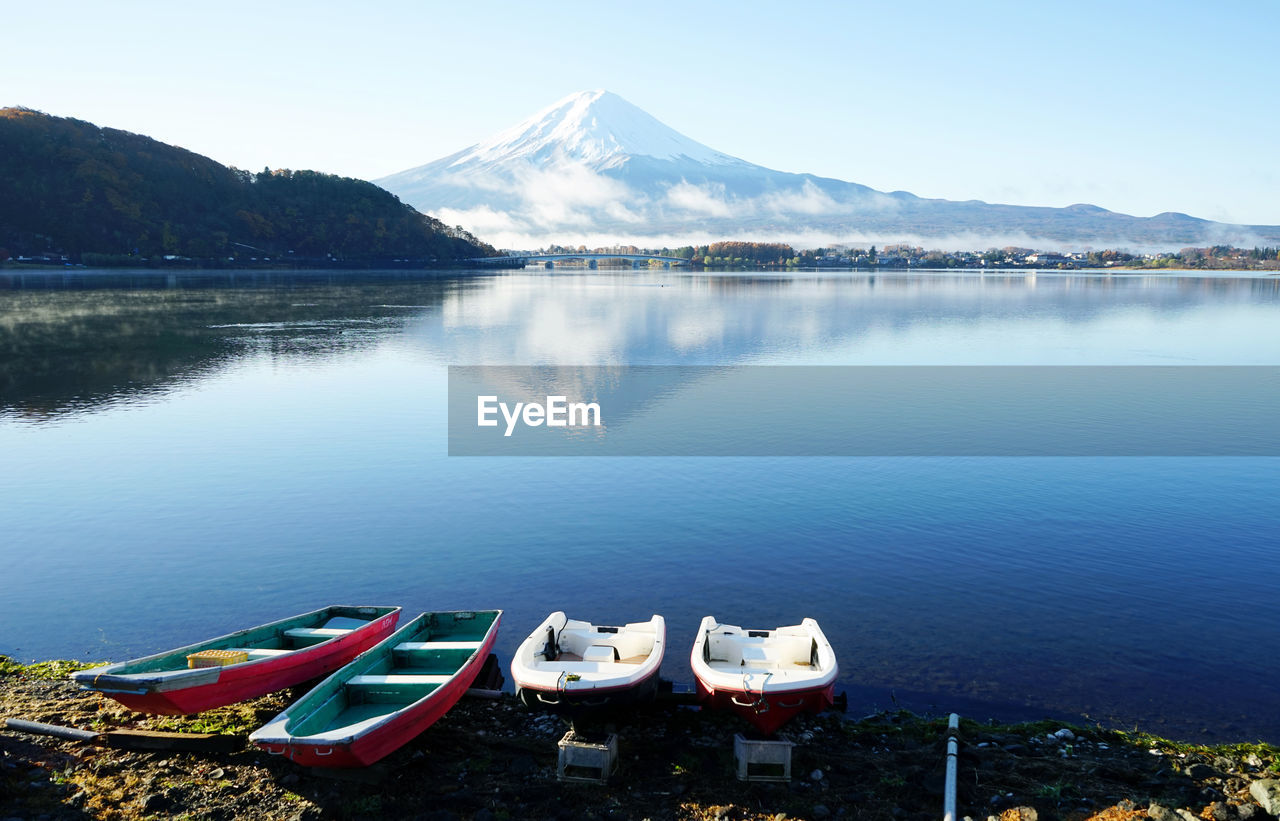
[250,610,501,767]
[690,616,837,736]
[71,606,401,715]
[510,612,665,716]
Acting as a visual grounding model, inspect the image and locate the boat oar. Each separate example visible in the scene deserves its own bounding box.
[3,718,243,753]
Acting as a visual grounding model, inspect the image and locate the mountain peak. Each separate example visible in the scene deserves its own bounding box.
[374,92,1279,250]
[451,90,742,170]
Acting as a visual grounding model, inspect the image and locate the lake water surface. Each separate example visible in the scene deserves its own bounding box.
[2,269,1278,742]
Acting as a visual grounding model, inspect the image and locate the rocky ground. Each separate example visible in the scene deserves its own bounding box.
[2,658,1279,821]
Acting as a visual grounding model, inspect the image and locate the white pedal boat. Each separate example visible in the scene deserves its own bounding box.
[690,616,838,735]
[510,612,665,715]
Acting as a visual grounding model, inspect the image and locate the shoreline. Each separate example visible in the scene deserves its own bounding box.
[2,659,1278,821]
[3,263,1279,281]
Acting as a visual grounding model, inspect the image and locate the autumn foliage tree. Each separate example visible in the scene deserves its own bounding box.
[703,241,795,264]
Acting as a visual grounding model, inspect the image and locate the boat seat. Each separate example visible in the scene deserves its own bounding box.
[228,648,293,659]
[582,645,618,663]
[348,674,452,686]
[394,641,483,651]
[284,627,355,640]
[321,616,372,630]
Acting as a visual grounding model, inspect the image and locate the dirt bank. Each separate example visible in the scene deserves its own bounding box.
[2,658,1278,821]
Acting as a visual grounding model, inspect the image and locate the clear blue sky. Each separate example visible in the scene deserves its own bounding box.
[6,0,1278,226]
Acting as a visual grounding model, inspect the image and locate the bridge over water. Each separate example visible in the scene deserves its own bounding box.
[471,253,692,269]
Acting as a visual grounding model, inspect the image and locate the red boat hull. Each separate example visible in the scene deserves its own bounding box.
[695,677,835,736]
[256,616,501,767]
[103,611,400,715]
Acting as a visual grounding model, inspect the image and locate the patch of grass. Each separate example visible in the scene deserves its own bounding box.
[0,655,105,679]
[68,767,151,818]
[1111,729,1199,754]
[149,702,262,735]
[1205,740,1280,769]
[1035,780,1077,800]
[344,794,383,816]
[998,718,1092,740]
[673,751,700,776]
[1101,730,1280,774]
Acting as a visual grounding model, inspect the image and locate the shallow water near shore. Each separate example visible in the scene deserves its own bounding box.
[1,268,1278,742]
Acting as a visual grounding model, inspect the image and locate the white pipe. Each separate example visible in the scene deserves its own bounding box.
[943,713,960,821]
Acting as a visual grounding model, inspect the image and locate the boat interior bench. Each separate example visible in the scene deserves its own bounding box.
[390,640,485,674]
[285,627,352,639]
[708,635,817,669]
[225,647,293,660]
[553,627,654,665]
[395,641,484,651]
[279,616,374,647]
[346,668,454,703]
[582,644,618,663]
[349,674,452,686]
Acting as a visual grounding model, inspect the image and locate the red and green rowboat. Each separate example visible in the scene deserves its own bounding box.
[71,606,401,715]
[250,609,501,767]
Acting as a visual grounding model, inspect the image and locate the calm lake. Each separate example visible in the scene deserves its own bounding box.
[2,268,1278,742]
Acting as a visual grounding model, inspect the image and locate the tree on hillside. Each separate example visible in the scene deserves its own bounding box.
[0,107,498,264]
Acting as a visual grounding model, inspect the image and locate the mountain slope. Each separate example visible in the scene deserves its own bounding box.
[0,107,496,263]
[377,91,1280,250]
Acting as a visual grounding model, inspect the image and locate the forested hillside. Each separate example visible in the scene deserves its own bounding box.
[0,107,497,265]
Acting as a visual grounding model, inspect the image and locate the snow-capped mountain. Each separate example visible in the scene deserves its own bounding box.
[376,90,1280,250]
[447,90,743,170]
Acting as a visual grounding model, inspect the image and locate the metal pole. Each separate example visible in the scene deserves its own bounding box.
[3,718,101,743]
[943,713,960,821]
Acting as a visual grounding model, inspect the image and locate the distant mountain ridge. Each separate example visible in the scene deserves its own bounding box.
[0,107,496,263]
[377,90,1280,250]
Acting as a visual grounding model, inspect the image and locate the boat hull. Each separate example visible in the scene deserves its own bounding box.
[73,607,401,715]
[515,664,662,715]
[694,678,835,736]
[689,615,838,736]
[252,610,502,768]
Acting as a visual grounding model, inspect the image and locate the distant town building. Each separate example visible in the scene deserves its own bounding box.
[1027,253,1068,266]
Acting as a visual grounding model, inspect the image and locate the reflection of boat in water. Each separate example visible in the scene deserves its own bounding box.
[511,612,665,717]
[690,616,838,736]
[71,606,401,715]
[250,610,501,768]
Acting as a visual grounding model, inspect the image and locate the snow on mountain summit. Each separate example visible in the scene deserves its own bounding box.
[450,90,743,169]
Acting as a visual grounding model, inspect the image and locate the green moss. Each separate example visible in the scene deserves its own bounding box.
[0,655,105,679]
[1085,728,1280,774]
[343,794,383,816]
[149,704,262,735]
